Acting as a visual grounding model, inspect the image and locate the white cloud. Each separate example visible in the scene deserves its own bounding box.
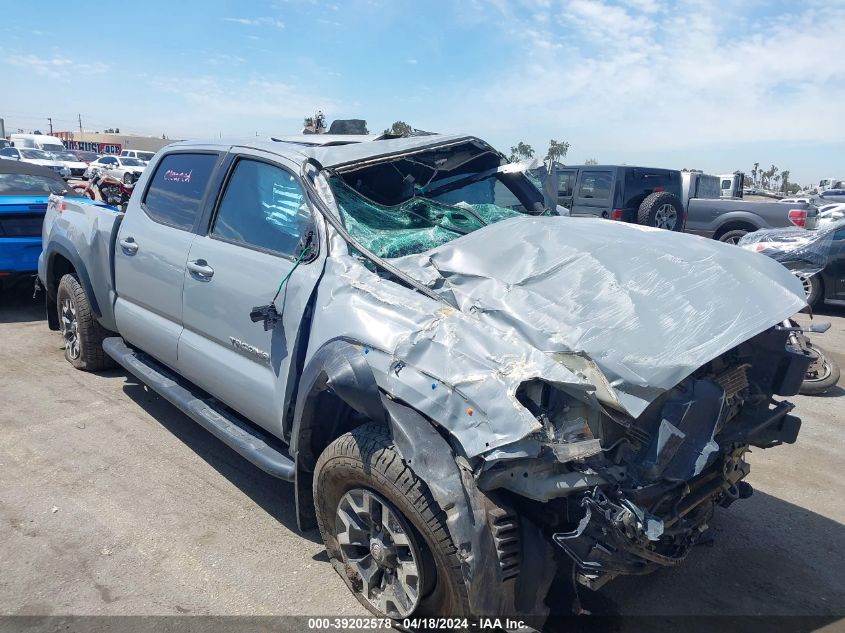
[224,16,285,29]
[146,74,343,137]
[433,0,845,160]
[4,53,108,80]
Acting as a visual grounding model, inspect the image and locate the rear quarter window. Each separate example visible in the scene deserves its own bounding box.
[142,153,218,230]
[623,169,681,207]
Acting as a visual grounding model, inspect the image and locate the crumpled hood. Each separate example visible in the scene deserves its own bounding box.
[392,216,807,417]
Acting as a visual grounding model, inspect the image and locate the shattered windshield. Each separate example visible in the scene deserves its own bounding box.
[329,142,543,259]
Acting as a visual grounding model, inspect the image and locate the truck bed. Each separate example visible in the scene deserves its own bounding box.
[39,196,122,331]
[686,197,816,238]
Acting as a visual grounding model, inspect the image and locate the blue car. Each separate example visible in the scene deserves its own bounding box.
[0,160,108,290]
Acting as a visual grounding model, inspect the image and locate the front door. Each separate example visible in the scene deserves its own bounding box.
[113,152,220,368]
[571,170,614,218]
[177,152,323,436]
[556,169,578,211]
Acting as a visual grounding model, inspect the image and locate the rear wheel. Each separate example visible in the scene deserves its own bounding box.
[56,274,114,371]
[314,423,469,620]
[637,192,684,231]
[718,229,750,245]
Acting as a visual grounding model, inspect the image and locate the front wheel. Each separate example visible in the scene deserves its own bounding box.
[56,274,114,371]
[313,423,469,620]
[800,344,841,395]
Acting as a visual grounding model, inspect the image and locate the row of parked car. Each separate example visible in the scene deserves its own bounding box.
[0,134,153,183]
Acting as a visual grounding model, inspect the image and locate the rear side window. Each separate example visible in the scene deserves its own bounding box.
[623,169,680,206]
[211,159,311,256]
[143,153,218,230]
[578,171,613,199]
[0,173,74,196]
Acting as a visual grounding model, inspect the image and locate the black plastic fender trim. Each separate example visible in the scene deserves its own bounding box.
[45,238,102,318]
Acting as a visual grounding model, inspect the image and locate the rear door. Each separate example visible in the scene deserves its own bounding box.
[177,150,322,435]
[571,169,614,217]
[113,151,220,368]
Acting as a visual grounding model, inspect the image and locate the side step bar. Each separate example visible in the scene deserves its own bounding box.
[103,337,295,481]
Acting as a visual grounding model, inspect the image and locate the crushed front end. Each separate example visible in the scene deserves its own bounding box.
[478,324,809,590]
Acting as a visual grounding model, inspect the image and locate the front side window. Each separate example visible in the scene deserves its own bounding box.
[211,159,311,256]
[578,172,612,199]
[557,171,576,197]
[0,148,17,157]
[143,152,218,230]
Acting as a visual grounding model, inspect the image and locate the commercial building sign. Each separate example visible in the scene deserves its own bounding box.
[62,140,122,154]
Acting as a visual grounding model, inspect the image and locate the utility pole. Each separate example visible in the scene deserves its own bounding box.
[48,117,53,134]
[78,114,83,133]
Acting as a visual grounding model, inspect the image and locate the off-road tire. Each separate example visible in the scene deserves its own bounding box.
[718,229,750,245]
[637,191,684,231]
[56,274,114,371]
[314,422,470,620]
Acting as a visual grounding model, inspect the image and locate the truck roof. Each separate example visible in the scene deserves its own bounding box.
[164,133,477,169]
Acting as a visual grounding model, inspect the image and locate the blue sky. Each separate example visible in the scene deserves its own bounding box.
[1,0,843,185]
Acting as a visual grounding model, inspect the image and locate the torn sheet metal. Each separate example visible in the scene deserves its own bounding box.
[389,216,807,418]
[304,164,806,460]
[308,252,596,458]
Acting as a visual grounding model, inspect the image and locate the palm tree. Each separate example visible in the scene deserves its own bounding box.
[780,169,790,193]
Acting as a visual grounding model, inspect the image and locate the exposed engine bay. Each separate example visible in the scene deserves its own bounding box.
[477,325,808,589]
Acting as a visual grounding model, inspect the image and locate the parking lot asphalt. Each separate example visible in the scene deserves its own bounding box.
[1,287,843,626]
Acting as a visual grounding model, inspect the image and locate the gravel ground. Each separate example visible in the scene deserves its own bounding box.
[1,287,843,628]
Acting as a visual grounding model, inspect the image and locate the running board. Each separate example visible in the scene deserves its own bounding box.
[102,337,295,481]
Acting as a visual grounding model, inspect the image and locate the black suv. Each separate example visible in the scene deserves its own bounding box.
[556,165,685,231]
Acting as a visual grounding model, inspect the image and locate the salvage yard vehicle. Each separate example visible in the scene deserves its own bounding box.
[40,133,812,624]
[0,147,71,179]
[685,195,818,244]
[120,149,156,163]
[8,132,66,154]
[52,150,90,178]
[739,221,845,308]
[556,164,685,231]
[0,160,102,290]
[82,155,146,183]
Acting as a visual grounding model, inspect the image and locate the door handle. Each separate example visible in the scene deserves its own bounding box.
[187,259,214,280]
[119,237,139,254]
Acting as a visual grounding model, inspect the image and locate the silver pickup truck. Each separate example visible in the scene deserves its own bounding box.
[39,134,811,624]
[686,197,819,244]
